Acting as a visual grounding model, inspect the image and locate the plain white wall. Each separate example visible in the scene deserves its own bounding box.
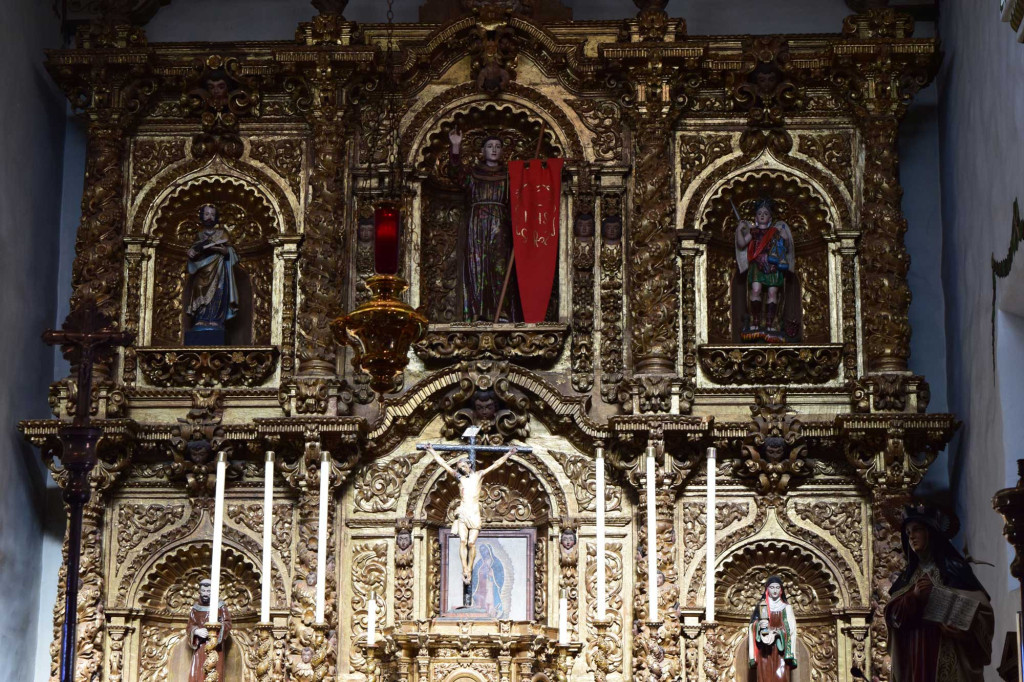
[937,2,1024,676]
[0,0,66,681]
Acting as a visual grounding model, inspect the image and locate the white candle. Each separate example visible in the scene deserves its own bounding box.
[645,447,657,623]
[315,451,330,624]
[209,451,228,625]
[260,451,275,623]
[558,591,569,645]
[367,592,377,646]
[705,447,717,623]
[595,446,607,621]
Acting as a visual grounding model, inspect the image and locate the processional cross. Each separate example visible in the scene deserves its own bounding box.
[42,299,133,682]
[417,427,532,607]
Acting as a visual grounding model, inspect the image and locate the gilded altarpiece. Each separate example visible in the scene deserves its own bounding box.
[25,2,955,682]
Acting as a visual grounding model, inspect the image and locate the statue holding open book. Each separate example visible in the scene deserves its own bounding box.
[885,506,993,681]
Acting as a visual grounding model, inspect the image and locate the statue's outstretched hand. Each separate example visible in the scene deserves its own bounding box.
[449,127,463,151]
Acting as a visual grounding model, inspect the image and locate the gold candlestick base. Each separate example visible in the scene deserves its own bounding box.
[311,623,332,682]
[254,623,275,682]
[556,641,582,682]
[365,642,379,682]
[591,619,612,682]
[203,622,222,682]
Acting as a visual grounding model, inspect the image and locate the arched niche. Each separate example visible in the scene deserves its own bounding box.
[147,174,281,347]
[701,169,837,345]
[713,540,844,682]
[404,87,579,325]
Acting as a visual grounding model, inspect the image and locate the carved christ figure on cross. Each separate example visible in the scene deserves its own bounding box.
[425,444,517,585]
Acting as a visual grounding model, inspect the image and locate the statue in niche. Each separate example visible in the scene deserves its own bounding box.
[448,127,521,322]
[426,444,516,591]
[166,578,233,682]
[184,204,241,345]
[748,575,797,681]
[734,198,798,343]
[885,506,993,681]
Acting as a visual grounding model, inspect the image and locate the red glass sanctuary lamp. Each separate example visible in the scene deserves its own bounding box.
[374,201,401,275]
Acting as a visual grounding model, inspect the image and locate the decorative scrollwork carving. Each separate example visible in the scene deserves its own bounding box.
[353,452,424,513]
[137,347,278,388]
[549,450,622,513]
[717,541,839,616]
[568,99,622,163]
[736,388,809,494]
[698,345,842,385]
[792,500,864,564]
[414,324,568,362]
[116,503,185,563]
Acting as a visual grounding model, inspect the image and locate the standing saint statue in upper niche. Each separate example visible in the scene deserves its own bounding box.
[885,506,993,681]
[735,198,797,343]
[748,576,797,681]
[449,127,521,323]
[184,204,240,345]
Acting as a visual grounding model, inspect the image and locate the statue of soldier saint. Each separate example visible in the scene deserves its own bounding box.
[426,443,517,605]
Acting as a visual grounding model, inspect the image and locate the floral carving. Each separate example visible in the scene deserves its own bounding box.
[137,347,278,388]
[394,517,415,621]
[414,324,568,362]
[568,99,623,163]
[353,452,423,513]
[131,137,186,190]
[349,542,387,674]
[793,500,864,564]
[698,345,842,385]
[550,450,622,512]
[116,503,185,563]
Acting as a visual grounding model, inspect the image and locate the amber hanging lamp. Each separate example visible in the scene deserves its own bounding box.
[332,0,426,393]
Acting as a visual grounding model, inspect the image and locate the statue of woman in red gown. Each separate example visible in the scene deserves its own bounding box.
[748,576,797,681]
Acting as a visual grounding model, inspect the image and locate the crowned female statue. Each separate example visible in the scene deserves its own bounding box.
[885,506,993,681]
[748,576,798,681]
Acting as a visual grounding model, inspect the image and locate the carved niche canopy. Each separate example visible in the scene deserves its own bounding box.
[703,170,834,346]
[716,541,840,618]
[138,543,259,617]
[423,458,551,526]
[150,176,279,347]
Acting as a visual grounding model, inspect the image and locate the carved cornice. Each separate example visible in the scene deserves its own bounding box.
[136,347,279,388]
[697,345,843,385]
[413,324,568,363]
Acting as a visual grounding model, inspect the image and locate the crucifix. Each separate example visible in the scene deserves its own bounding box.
[42,299,133,682]
[417,427,532,607]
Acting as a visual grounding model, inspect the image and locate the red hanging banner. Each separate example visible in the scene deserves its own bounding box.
[508,158,563,323]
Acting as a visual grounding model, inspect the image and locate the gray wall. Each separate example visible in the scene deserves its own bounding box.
[0,0,66,680]
[937,2,1024,674]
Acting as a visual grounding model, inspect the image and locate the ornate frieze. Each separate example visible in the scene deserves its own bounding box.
[136,347,278,388]
[698,344,843,385]
[413,324,568,362]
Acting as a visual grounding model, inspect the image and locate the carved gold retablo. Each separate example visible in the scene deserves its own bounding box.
[331,275,428,393]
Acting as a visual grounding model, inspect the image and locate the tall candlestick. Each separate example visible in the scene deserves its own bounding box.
[367,592,377,646]
[645,446,657,623]
[558,590,569,645]
[315,451,330,624]
[595,446,607,621]
[261,451,275,623]
[209,451,228,625]
[706,447,717,622]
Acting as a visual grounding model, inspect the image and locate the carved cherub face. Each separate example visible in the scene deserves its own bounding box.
[306,571,317,587]
[601,215,622,242]
[767,582,782,600]
[473,396,498,422]
[906,520,930,555]
[574,213,595,238]
[301,647,313,664]
[206,78,229,108]
[763,436,786,461]
[560,528,576,551]
[755,69,779,96]
[482,138,503,165]
[396,528,412,551]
